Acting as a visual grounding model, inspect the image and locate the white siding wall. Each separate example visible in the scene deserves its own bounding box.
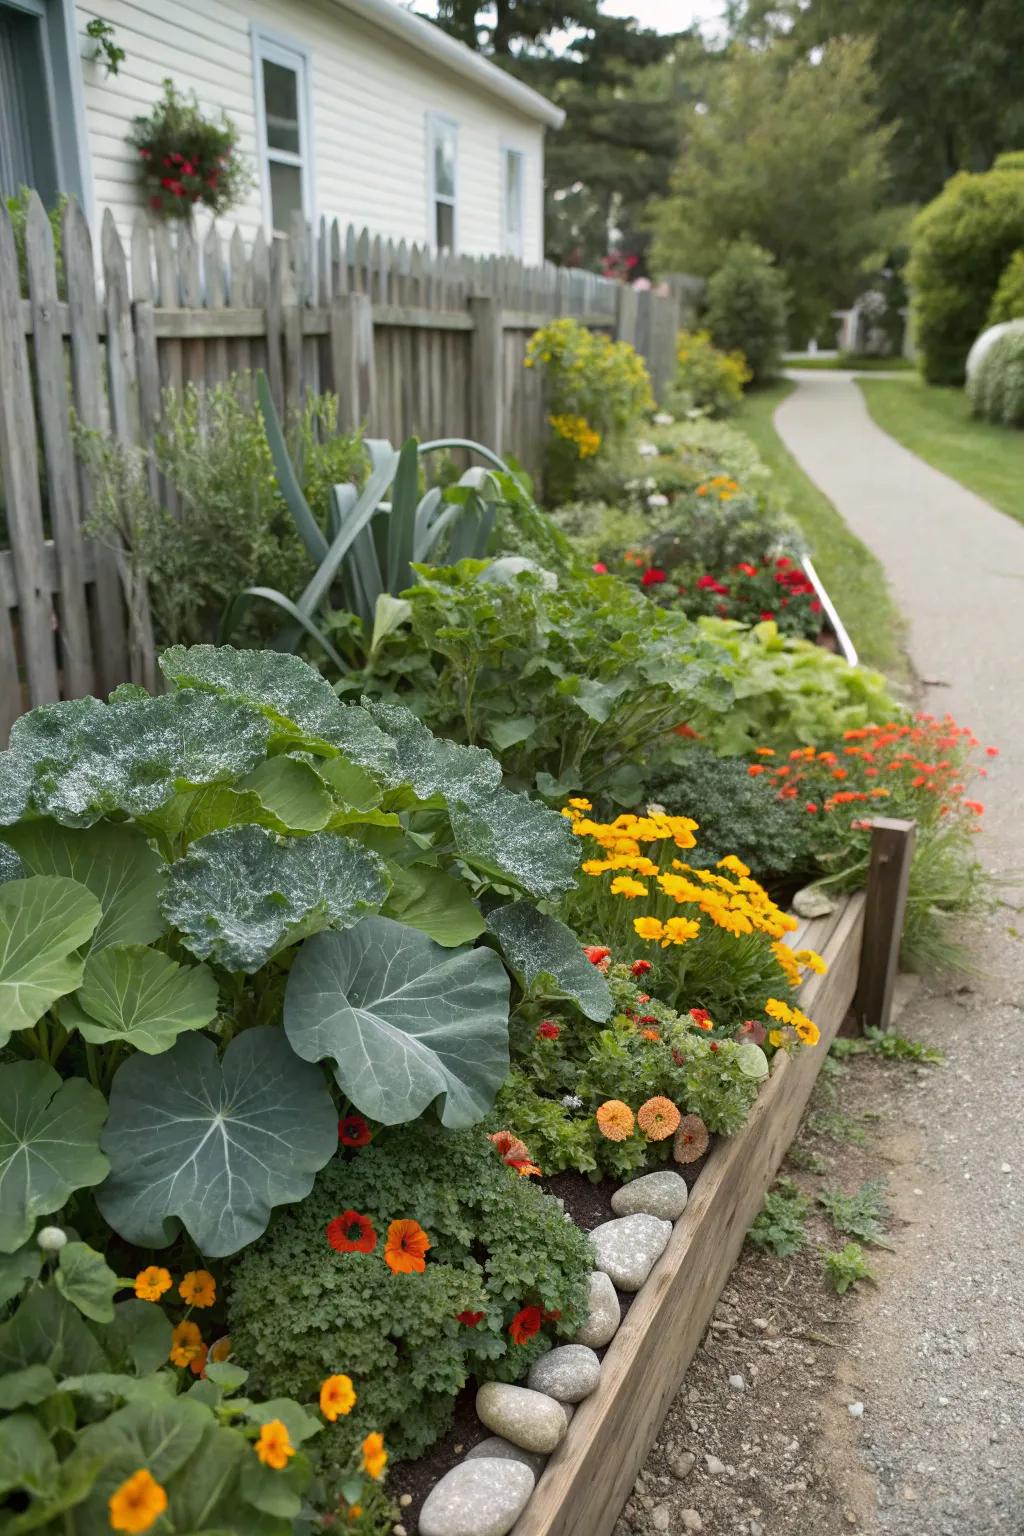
[73,0,546,261]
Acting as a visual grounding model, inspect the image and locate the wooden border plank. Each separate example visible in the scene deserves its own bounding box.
[513,891,866,1536]
[855,818,916,1032]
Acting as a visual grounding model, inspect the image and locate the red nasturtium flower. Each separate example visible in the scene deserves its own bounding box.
[326,1210,377,1254]
[384,1219,431,1274]
[490,1130,531,1164]
[509,1305,543,1345]
[506,1157,543,1177]
[592,562,608,574]
[583,945,611,966]
[641,567,667,587]
[338,1115,372,1147]
[689,1007,712,1030]
[631,959,652,976]
[457,1310,485,1327]
[536,1021,561,1040]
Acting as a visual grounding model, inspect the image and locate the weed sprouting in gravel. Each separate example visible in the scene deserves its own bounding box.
[830,1029,945,1065]
[786,1143,831,1175]
[748,1178,812,1258]
[817,1179,893,1247]
[822,1242,876,1294]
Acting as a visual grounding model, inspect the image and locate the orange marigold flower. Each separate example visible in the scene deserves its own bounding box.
[134,1266,172,1303]
[506,1158,543,1177]
[108,1468,168,1534]
[320,1373,357,1421]
[747,764,766,777]
[384,1218,431,1274]
[490,1129,532,1164]
[637,1096,681,1141]
[673,1114,709,1165]
[641,1028,661,1041]
[255,1419,295,1470]
[362,1431,388,1480]
[179,1269,216,1308]
[169,1320,203,1368]
[595,1099,635,1141]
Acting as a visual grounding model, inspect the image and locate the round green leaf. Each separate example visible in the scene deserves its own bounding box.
[487,900,612,1021]
[104,1299,173,1375]
[0,876,102,1035]
[284,916,510,1127]
[0,1062,109,1253]
[161,825,390,973]
[736,1043,770,1080]
[97,1027,338,1257]
[0,1412,58,1498]
[64,944,219,1055]
[0,820,166,950]
[55,1241,120,1323]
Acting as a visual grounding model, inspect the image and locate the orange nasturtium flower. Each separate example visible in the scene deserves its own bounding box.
[637,1096,681,1142]
[108,1468,168,1534]
[255,1418,295,1469]
[320,1373,357,1421]
[169,1320,203,1368]
[179,1269,216,1308]
[134,1266,172,1302]
[384,1218,432,1274]
[362,1431,388,1480]
[595,1099,635,1141]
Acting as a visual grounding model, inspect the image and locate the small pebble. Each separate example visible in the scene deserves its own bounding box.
[399,1494,412,1507]
[728,1373,746,1392]
[652,1506,671,1532]
[848,1402,864,1418]
[670,1451,696,1480]
[705,1454,725,1474]
[1001,1163,1012,1173]
[681,1512,703,1532]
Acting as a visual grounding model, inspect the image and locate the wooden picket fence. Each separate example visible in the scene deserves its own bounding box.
[0,194,682,738]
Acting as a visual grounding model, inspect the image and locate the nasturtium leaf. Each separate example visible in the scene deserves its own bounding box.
[159,643,400,776]
[0,877,102,1036]
[0,843,22,883]
[487,902,612,1022]
[0,1364,56,1411]
[75,1395,212,1525]
[63,944,219,1055]
[54,1241,120,1323]
[0,689,269,827]
[104,1299,173,1376]
[486,715,537,752]
[0,1284,107,1376]
[736,1043,769,1080]
[161,825,390,973]
[239,1449,305,1519]
[284,916,510,1127]
[0,1062,110,1252]
[0,1412,58,1497]
[164,1422,249,1532]
[242,1398,321,1444]
[383,865,484,946]
[237,756,333,831]
[1,1447,103,1534]
[204,1361,248,1392]
[57,1373,175,1405]
[97,1027,338,1257]
[448,787,580,900]
[0,1242,42,1308]
[0,820,166,950]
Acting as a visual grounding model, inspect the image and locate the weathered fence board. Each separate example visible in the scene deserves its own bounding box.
[0,203,682,737]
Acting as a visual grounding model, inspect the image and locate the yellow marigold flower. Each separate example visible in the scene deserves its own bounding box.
[134,1266,172,1303]
[581,858,612,875]
[717,854,751,878]
[568,797,592,810]
[637,1096,681,1141]
[633,916,665,941]
[609,875,649,898]
[661,916,701,946]
[169,1320,203,1368]
[794,1015,821,1046]
[794,949,828,976]
[765,997,796,1024]
[255,1419,295,1470]
[108,1468,168,1534]
[178,1269,216,1308]
[320,1373,357,1421]
[595,1099,635,1141]
[771,942,803,988]
[362,1431,388,1480]
[705,906,753,937]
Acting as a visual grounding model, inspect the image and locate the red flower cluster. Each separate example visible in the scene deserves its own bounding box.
[536,1020,561,1040]
[508,1303,561,1344]
[338,1115,372,1148]
[641,567,667,587]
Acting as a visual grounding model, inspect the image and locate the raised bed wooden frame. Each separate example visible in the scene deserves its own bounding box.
[511,824,910,1536]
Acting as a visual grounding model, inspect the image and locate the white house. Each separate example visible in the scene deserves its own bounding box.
[0,0,563,261]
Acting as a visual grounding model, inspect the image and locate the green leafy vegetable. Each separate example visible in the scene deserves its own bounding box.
[0,877,102,1038]
[0,820,166,950]
[0,1062,110,1252]
[62,945,218,1054]
[487,901,612,1021]
[54,1241,120,1324]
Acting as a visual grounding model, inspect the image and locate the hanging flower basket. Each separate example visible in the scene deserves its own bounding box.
[129,77,251,220]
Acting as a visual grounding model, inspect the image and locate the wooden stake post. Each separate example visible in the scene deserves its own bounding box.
[854,817,916,1033]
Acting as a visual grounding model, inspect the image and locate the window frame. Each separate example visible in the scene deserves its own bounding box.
[250,24,315,237]
[427,111,459,253]
[501,142,525,258]
[0,0,90,214]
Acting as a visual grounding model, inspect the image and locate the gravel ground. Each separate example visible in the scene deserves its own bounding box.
[616,376,1024,1536]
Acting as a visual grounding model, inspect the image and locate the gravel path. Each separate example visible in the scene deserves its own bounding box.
[617,371,1024,1536]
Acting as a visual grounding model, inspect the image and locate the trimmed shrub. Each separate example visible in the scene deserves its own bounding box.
[988,249,1024,324]
[668,329,751,418]
[967,326,1024,425]
[704,242,789,384]
[908,164,1024,384]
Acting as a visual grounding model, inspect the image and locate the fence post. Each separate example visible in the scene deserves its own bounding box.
[615,283,639,349]
[469,294,504,452]
[330,291,376,431]
[854,817,916,1032]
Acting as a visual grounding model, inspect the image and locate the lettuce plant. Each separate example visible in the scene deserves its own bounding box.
[0,646,608,1259]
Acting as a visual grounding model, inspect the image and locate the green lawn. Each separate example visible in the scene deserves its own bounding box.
[736,381,909,683]
[858,376,1024,527]
[785,354,914,372]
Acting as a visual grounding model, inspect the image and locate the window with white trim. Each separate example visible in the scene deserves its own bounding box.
[0,0,88,209]
[503,147,524,257]
[428,113,458,251]
[252,28,312,235]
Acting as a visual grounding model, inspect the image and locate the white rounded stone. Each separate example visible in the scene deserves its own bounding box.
[475,1381,567,1454]
[588,1213,672,1291]
[611,1170,689,1221]
[419,1457,534,1536]
[574,1269,621,1348]
[527,1344,601,1402]
[464,1437,546,1480]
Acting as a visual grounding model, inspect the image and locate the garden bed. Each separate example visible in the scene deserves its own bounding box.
[511,891,865,1536]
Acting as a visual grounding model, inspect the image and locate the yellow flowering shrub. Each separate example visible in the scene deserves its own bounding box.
[560,802,824,1043]
[525,317,654,498]
[670,329,752,418]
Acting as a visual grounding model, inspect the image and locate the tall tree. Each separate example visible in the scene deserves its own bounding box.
[426,2,693,268]
[649,37,900,338]
[728,0,1024,203]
